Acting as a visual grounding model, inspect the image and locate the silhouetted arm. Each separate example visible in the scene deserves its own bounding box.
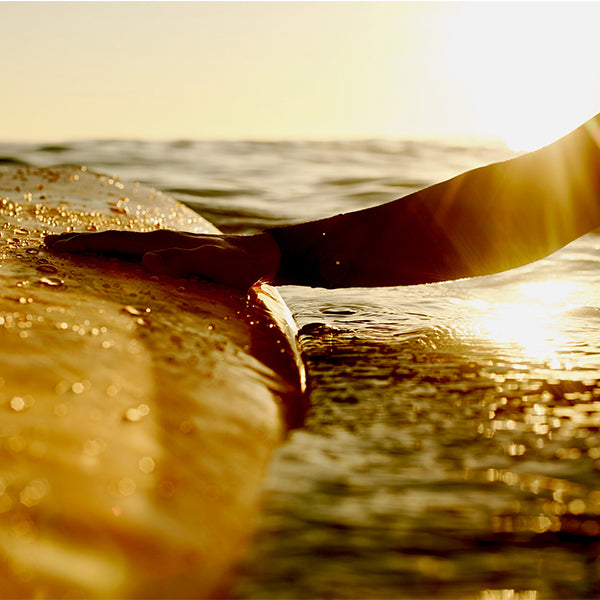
[46,113,600,289]
[268,112,600,287]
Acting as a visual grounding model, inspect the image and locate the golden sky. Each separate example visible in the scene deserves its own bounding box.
[3,1,600,150]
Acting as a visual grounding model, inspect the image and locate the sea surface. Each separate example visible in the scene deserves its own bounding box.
[3,138,600,599]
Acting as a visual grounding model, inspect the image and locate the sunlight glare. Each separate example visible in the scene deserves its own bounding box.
[467,280,579,365]
[483,303,564,364]
[441,3,600,152]
[517,280,577,305]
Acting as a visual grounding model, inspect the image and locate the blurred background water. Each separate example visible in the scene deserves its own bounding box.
[2,138,600,598]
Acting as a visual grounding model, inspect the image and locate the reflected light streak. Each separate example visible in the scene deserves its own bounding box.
[465,280,579,365]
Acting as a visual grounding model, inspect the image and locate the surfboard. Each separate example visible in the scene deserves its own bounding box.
[0,165,306,598]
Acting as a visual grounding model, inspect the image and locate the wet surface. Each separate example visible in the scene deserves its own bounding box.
[2,140,600,598]
[0,166,304,598]
[234,236,600,599]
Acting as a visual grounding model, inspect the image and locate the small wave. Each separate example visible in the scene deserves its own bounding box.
[324,177,379,187]
[0,156,29,166]
[348,191,391,202]
[165,186,257,198]
[36,145,71,153]
[169,140,194,149]
[383,180,429,190]
[562,306,600,319]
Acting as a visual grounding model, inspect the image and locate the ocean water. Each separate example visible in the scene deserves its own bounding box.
[3,139,600,598]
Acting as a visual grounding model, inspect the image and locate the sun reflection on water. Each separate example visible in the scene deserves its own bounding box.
[465,280,580,365]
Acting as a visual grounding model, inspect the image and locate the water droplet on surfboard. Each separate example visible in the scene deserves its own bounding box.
[36,264,59,274]
[10,397,26,411]
[138,456,155,474]
[123,403,150,422]
[37,277,64,287]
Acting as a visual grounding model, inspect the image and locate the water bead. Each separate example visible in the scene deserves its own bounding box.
[138,456,155,474]
[38,277,64,287]
[568,498,586,515]
[20,479,50,507]
[54,403,69,417]
[7,436,26,453]
[110,207,129,215]
[71,382,85,394]
[123,403,150,422]
[105,384,119,397]
[10,397,26,411]
[36,264,59,274]
[117,478,136,497]
[83,439,106,457]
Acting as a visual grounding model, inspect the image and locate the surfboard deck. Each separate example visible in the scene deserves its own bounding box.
[0,165,306,598]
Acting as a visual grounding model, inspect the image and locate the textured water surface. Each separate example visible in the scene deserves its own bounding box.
[3,138,600,598]
[239,246,600,599]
